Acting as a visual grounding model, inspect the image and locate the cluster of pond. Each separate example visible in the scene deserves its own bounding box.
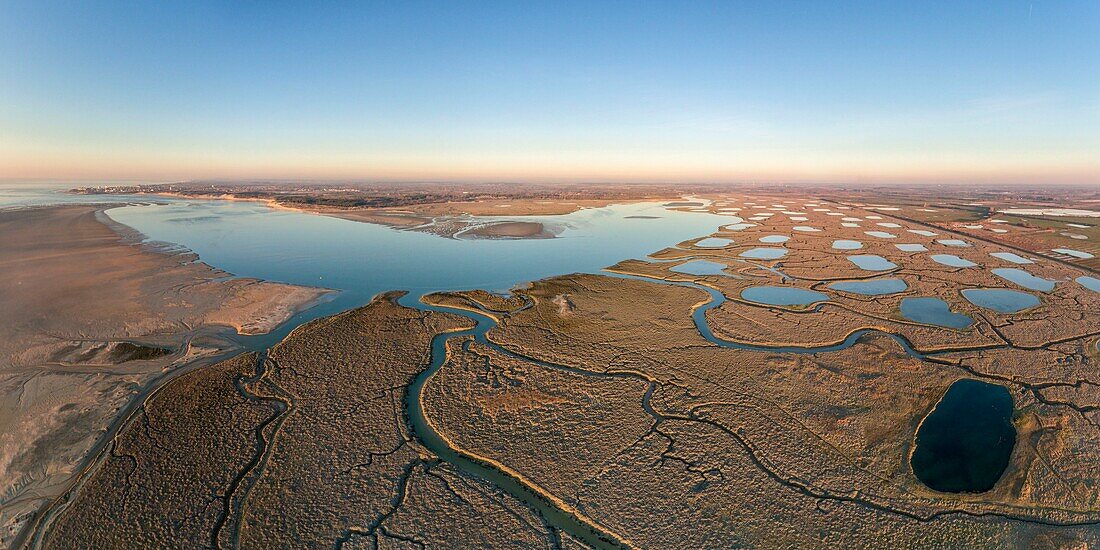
[672,246,1076,323]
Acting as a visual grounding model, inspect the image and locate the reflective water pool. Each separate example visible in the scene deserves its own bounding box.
[1053,248,1095,259]
[900,297,972,329]
[741,286,829,306]
[108,200,729,346]
[936,239,970,247]
[991,268,1055,292]
[962,289,1040,313]
[931,254,977,268]
[670,260,729,276]
[989,252,1033,265]
[831,239,863,250]
[695,237,733,248]
[828,278,908,295]
[911,379,1015,493]
[739,247,788,260]
[865,231,897,239]
[847,254,898,271]
[1078,276,1100,292]
[895,244,927,252]
[759,235,790,244]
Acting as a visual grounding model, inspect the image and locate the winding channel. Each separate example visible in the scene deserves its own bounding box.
[391,268,958,549]
[390,263,1100,548]
[29,253,1090,547]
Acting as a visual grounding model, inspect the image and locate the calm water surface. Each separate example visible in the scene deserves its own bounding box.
[759,235,790,244]
[991,268,1055,292]
[739,247,787,260]
[930,254,977,268]
[900,297,972,329]
[989,252,1033,265]
[741,286,828,306]
[910,379,1015,493]
[847,254,897,271]
[670,260,729,276]
[1078,276,1100,292]
[107,200,729,346]
[829,278,908,295]
[962,289,1040,313]
[695,237,733,248]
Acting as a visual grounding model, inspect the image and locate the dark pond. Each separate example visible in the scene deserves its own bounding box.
[910,379,1016,493]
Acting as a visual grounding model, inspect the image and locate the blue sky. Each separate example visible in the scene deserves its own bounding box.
[1,1,1097,183]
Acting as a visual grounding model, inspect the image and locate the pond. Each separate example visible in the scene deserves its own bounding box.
[828,278,908,295]
[989,252,1033,265]
[962,289,1040,313]
[723,223,756,231]
[1053,248,1095,259]
[900,297,972,329]
[847,255,898,271]
[831,239,863,250]
[865,231,897,239]
[930,254,977,268]
[895,244,927,252]
[759,235,790,244]
[910,379,1015,493]
[670,260,729,276]
[695,237,733,248]
[1078,276,1100,292]
[741,286,829,306]
[739,247,788,260]
[991,268,1056,292]
[936,239,970,247]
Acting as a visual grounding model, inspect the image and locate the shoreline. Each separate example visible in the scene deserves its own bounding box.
[0,203,335,547]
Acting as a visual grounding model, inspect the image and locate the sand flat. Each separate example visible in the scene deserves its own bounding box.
[0,204,329,540]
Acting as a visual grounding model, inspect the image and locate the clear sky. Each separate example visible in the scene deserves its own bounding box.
[1,1,1098,184]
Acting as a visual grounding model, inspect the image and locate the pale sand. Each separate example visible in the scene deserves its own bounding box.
[0,204,329,544]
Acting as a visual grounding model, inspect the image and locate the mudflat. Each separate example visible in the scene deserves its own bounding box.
[0,205,328,546]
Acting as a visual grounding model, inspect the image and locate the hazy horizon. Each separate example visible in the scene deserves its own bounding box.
[2,1,1098,184]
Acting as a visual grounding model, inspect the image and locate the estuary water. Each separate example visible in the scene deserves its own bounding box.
[105,199,729,346]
